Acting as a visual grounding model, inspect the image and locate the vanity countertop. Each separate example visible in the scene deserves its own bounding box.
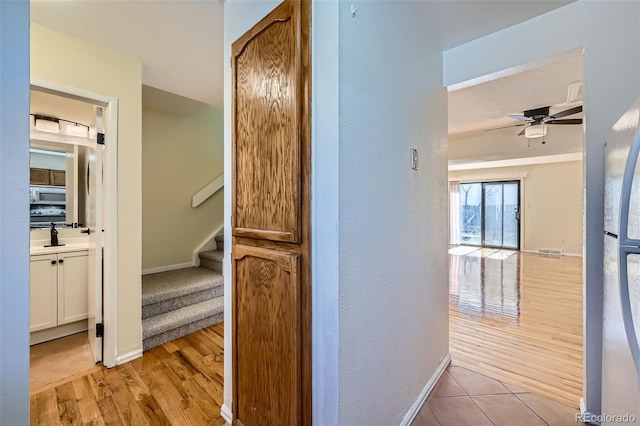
[30,242,91,256]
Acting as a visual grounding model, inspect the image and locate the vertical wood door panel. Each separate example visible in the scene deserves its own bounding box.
[232,1,301,243]
[232,0,311,424]
[234,245,301,425]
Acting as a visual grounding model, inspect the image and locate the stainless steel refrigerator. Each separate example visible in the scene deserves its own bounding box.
[603,98,640,424]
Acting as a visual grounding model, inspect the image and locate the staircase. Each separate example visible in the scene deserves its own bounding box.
[197,234,224,273]
[142,234,225,351]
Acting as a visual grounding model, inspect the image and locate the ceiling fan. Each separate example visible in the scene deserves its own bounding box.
[485,105,583,138]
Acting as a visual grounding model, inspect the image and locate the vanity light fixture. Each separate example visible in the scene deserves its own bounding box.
[31,114,90,138]
[34,115,60,133]
[64,123,90,138]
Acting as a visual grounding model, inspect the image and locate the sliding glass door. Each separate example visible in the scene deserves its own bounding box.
[460,183,482,246]
[501,182,520,249]
[458,181,520,249]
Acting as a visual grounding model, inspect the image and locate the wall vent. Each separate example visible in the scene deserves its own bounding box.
[538,248,563,256]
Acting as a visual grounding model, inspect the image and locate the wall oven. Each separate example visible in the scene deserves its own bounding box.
[30,185,66,228]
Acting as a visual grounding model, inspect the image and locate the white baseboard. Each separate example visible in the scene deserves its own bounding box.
[193,224,224,266]
[116,348,142,365]
[221,404,232,425]
[564,252,583,257]
[521,249,583,258]
[400,352,452,426]
[142,262,194,276]
[30,320,88,345]
[579,397,600,425]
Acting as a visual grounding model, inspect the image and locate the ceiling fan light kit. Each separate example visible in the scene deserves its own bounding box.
[524,124,547,139]
[485,105,583,141]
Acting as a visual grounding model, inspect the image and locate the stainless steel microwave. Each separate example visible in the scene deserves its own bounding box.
[30,185,66,205]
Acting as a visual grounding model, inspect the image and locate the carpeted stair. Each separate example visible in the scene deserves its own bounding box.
[142,233,225,351]
[197,233,224,273]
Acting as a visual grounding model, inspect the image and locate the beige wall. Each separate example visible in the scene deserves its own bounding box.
[31,23,143,355]
[449,160,584,255]
[142,106,223,269]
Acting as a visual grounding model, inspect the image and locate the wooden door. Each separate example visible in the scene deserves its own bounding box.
[86,106,105,364]
[234,246,301,424]
[231,0,311,425]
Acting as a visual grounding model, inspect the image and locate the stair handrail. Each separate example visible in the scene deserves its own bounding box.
[192,174,224,207]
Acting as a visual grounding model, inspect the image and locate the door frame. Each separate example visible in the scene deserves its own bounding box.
[30,78,119,368]
[453,177,525,251]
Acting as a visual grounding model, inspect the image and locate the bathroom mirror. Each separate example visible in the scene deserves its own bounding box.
[29,139,89,230]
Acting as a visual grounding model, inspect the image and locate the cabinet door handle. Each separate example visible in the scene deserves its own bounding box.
[58,259,64,264]
[51,260,57,265]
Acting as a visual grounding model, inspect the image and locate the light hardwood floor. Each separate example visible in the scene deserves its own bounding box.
[30,322,225,425]
[31,332,96,392]
[449,248,583,408]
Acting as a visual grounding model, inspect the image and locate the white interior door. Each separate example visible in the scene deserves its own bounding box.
[87,106,104,363]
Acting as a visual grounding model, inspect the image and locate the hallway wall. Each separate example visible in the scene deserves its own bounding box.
[31,23,143,357]
[0,0,30,422]
[337,2,450,424]
[142,105,223,270]
[449,160,584,256]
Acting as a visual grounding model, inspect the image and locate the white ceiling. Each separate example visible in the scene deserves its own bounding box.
[411,1,573,50]
[447,51,585,167]
[31,0,224,106]
[30,89,96,126]
[30,0,571,108]
[448,53,584,137]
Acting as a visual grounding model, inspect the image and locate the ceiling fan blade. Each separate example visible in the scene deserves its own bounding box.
[547,119,583,125]
[518,127,527,136]
[484,123,527,132]
[509,114,535,122]
[545,105,582,121]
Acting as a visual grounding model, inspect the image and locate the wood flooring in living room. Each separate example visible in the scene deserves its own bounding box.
[448,247,583,408]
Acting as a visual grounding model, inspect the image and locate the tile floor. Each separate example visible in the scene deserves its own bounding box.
[412,363,585,426]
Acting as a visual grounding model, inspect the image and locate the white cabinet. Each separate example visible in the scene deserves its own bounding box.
[57,251,88,325]
[30,250,88,333]
[29,254,58,332]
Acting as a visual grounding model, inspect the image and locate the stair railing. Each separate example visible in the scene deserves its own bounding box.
[192,174,224,207]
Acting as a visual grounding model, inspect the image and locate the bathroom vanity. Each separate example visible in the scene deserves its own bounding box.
[30,234,90,345]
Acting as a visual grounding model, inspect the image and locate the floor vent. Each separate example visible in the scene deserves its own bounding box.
[538,248,563,256]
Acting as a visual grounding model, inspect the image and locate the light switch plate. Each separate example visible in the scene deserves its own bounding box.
[411,148,419,170]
